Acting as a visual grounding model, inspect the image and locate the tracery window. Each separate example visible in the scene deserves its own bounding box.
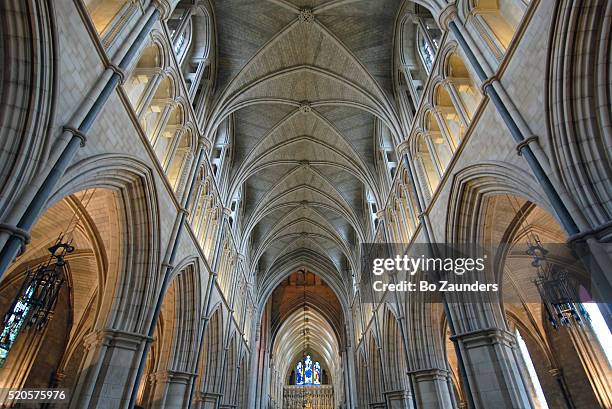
[172,22,192,64]
[366,191,379,233]
[295,355,321,385]
[415,10,441,74]
[418,31,435,73]
[174,31,186,55]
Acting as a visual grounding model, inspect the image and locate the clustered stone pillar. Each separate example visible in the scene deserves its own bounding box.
[70,330,152,409]
[148,370,197,409]
[409,368,454,409]
[450,328,533,409]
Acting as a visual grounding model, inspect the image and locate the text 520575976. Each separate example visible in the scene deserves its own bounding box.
[0,388,69,403]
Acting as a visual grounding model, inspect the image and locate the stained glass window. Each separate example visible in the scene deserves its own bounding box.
[295,355,321,385]
[0,283,36,366]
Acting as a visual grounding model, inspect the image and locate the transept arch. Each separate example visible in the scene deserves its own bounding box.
[48,154,161,334]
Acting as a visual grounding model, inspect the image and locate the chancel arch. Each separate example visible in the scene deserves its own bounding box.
[255,269,347,409]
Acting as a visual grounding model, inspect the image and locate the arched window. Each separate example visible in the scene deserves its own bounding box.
[173,21,192,64]
[415,7,442,73]
[84,0,131,36]
[366,190,379,234]
[417,29,435,73]
[377,122,397,190]
[295,355,322,385]
[140,76,173,142]
[124,44,163,113]
[434,85,466,146]
[472,0,529,53]
[0,280,38,365]
[447,53,482,119]
[515,329,550,409]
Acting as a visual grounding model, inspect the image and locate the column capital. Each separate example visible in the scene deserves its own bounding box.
[63,126,87,147]
[407,367,450,381]
[0,223,31,245]
[151,369,198,384]
[516,135,539,156]
[480,74,500,94]
[83,328,152,351]
[450,327,514,346]
[105,62,126,84]
[199,137,212,151]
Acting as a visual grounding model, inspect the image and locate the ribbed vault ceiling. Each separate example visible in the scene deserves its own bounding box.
[205,0,419,301]
[200,0,443,391]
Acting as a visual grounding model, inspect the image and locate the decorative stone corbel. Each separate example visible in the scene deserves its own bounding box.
[515,135,539,156]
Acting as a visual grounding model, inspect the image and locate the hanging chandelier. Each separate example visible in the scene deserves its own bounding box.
[0,241,74,366]
[528,237,589,329]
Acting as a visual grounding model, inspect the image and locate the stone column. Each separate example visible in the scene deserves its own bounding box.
[176,150,195,199]
[149,370,197,409]
[409,368,454,409]
[195,392,221,409]
[135,68,164,117]
[451,328,534,409]
[563,324,612,408]
[385,390,413,409]
[162,126,188,170]
[69,329,152,409]
[441,80,470,127]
